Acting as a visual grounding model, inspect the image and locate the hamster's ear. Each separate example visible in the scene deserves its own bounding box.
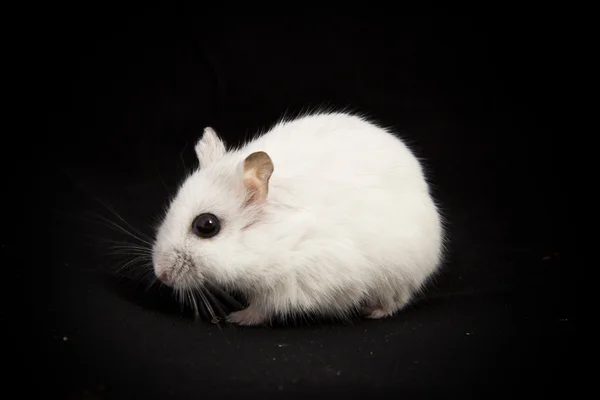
[195,127,226,169]
[243,151,274,205]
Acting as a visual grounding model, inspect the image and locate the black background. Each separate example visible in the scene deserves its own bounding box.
[22,9,572,399]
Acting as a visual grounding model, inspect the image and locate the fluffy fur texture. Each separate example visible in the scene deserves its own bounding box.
[152,111,445,326]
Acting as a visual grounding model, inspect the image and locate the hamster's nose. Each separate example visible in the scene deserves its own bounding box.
[158,271,172,285]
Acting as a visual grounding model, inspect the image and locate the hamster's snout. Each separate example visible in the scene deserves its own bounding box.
[153,252,174,286]
[157,270,172,285]
[153,249,194,287]
[154,261,173,285]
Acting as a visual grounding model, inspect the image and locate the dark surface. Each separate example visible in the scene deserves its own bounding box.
[24,11,572,399]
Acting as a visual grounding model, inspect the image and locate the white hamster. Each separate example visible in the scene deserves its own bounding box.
[152,111,445,326]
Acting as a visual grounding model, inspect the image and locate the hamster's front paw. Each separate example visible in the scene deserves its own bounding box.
[362,303,394,319]
[363,308,394,319]
[226,305,267,326]
[361,297,405,319]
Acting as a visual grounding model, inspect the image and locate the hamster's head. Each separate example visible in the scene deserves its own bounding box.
[152,127,274,292]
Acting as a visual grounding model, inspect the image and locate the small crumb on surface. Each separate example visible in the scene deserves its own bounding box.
[465,332,471,336]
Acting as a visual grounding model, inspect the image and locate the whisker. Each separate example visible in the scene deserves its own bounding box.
[108,254,153,261]
[179,141,189,176]
[77,215,155,252]
[176,288,185,313]
[105,251,152,266]
[107,246,153,255]
[107,251,153,260]
[197,289,219,324]
[188,291,201,319]
[113,255,149,275]
[145,276,159,292]
[202,288,228,321]
[87,212,154,247]
[106,249,152,260]
[187,289,214,324]
[136,264,157,280]
[204,282,246,311]
[154,165,170,195]
[112,267,153,285]
[74,233,155,255]
[94,199,155,242]
[193,291,211,322]
[108,243,153,252]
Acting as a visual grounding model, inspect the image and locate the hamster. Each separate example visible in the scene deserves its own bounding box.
[152,111,445,326]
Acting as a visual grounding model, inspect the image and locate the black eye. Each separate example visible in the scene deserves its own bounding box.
[191,213,221,238]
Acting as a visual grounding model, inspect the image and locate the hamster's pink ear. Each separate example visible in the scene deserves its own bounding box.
[243,151,274,205]
[195,127,226,169]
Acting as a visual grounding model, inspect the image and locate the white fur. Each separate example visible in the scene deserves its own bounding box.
[153,111,445,325]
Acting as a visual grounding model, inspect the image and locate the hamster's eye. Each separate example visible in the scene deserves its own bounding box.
[191,213,221,238]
